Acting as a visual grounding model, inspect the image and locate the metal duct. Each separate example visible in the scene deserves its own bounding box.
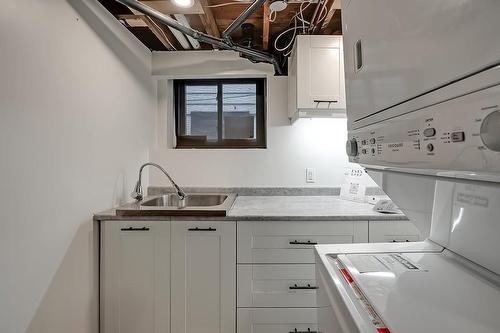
[115,0,283,75]
[222,0,267,39]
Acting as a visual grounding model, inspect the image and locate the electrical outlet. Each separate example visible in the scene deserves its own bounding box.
[306,168,315,183]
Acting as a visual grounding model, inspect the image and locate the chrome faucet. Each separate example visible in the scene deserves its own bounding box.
[131,162,186,201]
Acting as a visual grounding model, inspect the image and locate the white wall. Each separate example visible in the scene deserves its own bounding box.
[150,51,377,187]
[0,1,155,333]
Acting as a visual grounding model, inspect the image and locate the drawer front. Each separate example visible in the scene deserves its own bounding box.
[237,308,317,333]
[369,220,421,243]
[238,221,367,264]
[238,264,317,308]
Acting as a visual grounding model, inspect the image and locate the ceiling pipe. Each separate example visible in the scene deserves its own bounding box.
[222,0,267,39]
[115,0,283,75]
[173,14,201,49]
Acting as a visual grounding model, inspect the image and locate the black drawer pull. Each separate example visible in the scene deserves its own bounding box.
[313,100,338,103]
[120,227,150,231]
[289,284,318,290]
[289,240,318,245]
[290,328,317,333]
[188,227,216,231]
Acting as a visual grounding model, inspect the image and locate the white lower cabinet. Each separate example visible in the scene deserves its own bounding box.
[236,220,367,333]
[171,220,236,333]
[237,220,368,264]
[237,264,317,308]
[237,308,317,333]
[101,218,415,333]
[100,221,170,333]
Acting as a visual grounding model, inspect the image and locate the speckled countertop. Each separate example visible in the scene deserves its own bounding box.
[95,195,406,221]
[227,196,406,221]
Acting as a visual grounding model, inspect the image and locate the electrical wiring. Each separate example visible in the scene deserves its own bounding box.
[316,0,329,23]
[269,10,277,23]
[273,0,313,56]
[150,18,178,50]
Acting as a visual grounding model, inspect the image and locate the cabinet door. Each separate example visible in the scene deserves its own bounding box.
[100,221,170,333]
[237,220,367,264]
[369,220,421,243]
[171,220,236,333]
[237,308,317,333]
[297,35,346,110]
[237,264,317,308]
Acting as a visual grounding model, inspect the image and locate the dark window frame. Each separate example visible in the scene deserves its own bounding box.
[174,78,267,149]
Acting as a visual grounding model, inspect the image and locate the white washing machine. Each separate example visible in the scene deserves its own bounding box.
[317,1,500,330]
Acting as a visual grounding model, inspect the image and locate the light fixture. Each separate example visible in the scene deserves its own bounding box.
[171,0,194,8]
[269,0,287,12]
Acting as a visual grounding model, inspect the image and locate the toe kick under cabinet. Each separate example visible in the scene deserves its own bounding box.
[236,220,368,333]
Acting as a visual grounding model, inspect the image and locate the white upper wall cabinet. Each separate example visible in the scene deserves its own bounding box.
[288,35,346,120]
[342,0,500,126]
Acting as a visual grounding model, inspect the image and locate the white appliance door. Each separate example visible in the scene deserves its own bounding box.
[343,0,500,124]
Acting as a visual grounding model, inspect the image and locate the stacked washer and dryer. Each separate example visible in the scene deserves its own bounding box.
[315,1,500,332]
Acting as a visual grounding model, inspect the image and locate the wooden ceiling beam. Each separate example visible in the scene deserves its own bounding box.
[142,16,176,50]
[262,0,270,50]
[198,0,221,38]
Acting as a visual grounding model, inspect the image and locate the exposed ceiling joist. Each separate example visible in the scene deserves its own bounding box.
[198,0,220,38]
[142,16,177,50]
[262,0,270,50]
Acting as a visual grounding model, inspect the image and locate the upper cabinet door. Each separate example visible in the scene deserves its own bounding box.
[101,221,170,333]
[306,36,346,110]
[171,220,236,333]
[343,0,500,125]
[291,35,346,112]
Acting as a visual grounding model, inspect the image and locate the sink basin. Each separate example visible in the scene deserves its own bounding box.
[117,193,236,217]
[141,194,229,207]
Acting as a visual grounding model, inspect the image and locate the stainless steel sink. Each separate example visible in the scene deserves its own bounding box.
[116,193,236,217]
[141,194,228,207]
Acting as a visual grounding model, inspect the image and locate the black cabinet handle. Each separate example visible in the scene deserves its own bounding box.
[120,227,150,231]
[314,100,338,103]
[289,240,318,245]
[289,284,318,290]
[188,227,216,231]
[289,329,317,333]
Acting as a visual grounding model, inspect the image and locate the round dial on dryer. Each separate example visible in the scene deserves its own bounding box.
[480,111,500,152]
[345,139,358,157]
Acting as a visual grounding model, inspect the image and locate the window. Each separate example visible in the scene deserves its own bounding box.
[174,78,266,148]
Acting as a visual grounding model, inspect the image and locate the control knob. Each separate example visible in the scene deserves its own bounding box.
[480,111,500,152]
[346,139,358,157]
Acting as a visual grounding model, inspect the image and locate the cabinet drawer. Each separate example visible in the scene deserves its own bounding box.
[237,221,367,263]
[369,220,421,243]
[238,264,317,308]
[237,308,317,333]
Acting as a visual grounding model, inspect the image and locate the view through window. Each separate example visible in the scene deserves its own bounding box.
[174,78,266,148]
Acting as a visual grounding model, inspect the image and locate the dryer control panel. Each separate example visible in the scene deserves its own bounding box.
[347,84,500,176]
